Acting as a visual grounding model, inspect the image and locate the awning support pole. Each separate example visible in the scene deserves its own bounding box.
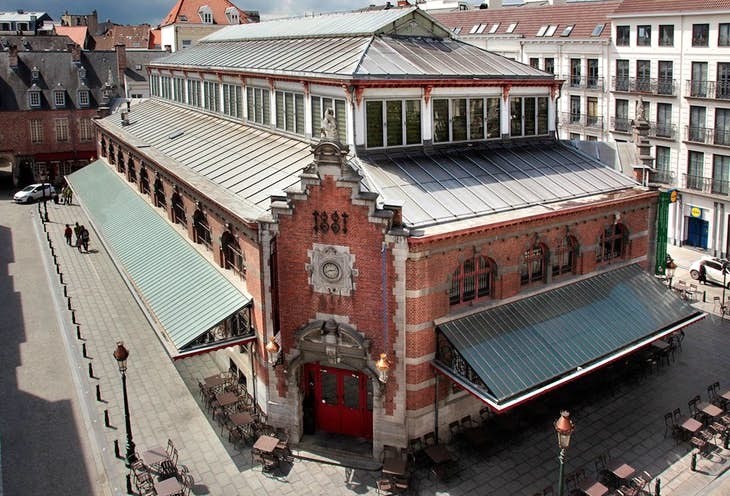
[434,372,439,443]
[250,341,257,410]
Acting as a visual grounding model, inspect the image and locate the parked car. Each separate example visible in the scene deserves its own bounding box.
[13,183,56,203]
[689,255,730,287]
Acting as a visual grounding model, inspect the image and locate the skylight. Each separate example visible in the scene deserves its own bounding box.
[545,25,558,37]
[476,23,487,34]
[506,22,517,34]
[536,25,548,37]
[469,24,480,34]
[591,23,605,36]
[453,26,462,34]
[561,25,574,37]
[489,23,500,34]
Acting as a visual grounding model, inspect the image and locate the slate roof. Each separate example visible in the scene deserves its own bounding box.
[161,0,251,27]
[0,35,77,51]
[432,0,622,39]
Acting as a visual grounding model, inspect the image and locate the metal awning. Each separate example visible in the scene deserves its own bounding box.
[67,159,253,356]
[434,264,705,412]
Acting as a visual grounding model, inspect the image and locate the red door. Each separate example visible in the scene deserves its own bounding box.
[304,363,373,439]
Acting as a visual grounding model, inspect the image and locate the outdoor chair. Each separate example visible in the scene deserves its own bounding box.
[376,477,395,495]
[423,432,436,447]
[663,412,674,438]
[689,396,701,418]
[408,437,425,467]
[448,421,462,445]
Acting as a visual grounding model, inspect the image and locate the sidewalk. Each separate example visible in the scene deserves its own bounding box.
[32,198,730,495]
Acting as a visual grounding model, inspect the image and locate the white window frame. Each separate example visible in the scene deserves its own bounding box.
[247,86,270,125]
[222,83,242,119]
[203,81,219,112]
[432,96,501,143]
[54,90,65,108]
[79,117,93,142]
[365,98,422,149]
[161,76,172,100]
[55,118,69,142]
[30,119,43,144]
[78,90,90,107]
[187,79,201,106]
[28,91,41,108]
[311,95,347,142]
[199,6,213,24]
[275,90,305,135]
[173,77,185,102]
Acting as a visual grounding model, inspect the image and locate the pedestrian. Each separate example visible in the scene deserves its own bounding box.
[64,224,73,245]
[699,262,707,285]
[64,186,73,206]
[74,223,82,251]
[81,226,90,252]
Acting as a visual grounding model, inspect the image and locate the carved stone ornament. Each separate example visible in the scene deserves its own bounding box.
[306,244,358,296]
[320,107,338,140]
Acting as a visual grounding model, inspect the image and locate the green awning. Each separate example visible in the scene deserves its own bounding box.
[68,160,252,354]
[435,264,704,411]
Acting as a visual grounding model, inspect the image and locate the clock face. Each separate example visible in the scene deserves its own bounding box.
[321,261,341,281]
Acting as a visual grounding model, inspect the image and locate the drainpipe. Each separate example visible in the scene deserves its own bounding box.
[434,372,440,443]
[714,201,720,257]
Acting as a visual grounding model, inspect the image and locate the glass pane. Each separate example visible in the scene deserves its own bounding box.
[262,90,270,125]
[537,97,548,135]
[295,94,304,134]
[366,101,383,148]
[336,100,347,143]
[311,97,321,136]
[524,97,536,136]
[452,99,467,141]
[432,99,449,142]
[510,98,522,136]
[343,374,360,409]
[321,370,338,405]
[469,98,484,140]
[487,98,500,138]
[285,93,294,132]
[386,101,403,146]
[405,100,421,145]
[276,92,284,129]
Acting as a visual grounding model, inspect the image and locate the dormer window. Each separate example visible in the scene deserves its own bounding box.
[28,86,41,108]
[225,7,239,24]
[78,89,90,108]
[53,85,66,108]
[31,66,40,82]
[198,6,213,24]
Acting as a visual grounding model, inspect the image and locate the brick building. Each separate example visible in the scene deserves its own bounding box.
[68,7,701,458]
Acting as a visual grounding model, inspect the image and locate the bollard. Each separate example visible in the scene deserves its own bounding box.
[114,439,121,458]
[76,325,82,339]
[67,297,72,310]
[63,285,67,297]
[703,291,706,303]
[71,310,77,324]
[59,272,64,284]
[655,478,660,496]
[88,362,94,378]
[96,384,102,401]
[126,474,134,495]
[104,409,110,427]
[691,451,697,471]
[82,343,88,358]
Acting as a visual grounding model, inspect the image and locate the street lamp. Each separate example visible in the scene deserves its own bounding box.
[41,171,49,222]
[665,259,677,290]
[554,410,575,496]
[265,336,281,367]
[113,342,137,477]
[722,261,729,307]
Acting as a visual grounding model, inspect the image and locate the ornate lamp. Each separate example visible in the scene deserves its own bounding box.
[265,336,281,366]
[375,353,390,383]
[554,410,575,496]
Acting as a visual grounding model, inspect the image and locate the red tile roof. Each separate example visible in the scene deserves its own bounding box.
[612,0,730,15]
[161,0,250,27]
[432,1,622,39]
[54,26,89,48]
[93,25,152,51]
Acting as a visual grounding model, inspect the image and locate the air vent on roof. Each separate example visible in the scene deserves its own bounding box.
[168,130,184,140]
[561,25,574,37]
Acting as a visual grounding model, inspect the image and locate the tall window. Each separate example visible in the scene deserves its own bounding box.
[658,61,673,95]
[687,151,705,190]
[247,87,270,125]
[187,79,201,107]
[656,103,672,138]
[365,99,421,148]
[689,106,707,142]
[692,24,709,47]
[171,192,186,227]
[715,108,730,146]
[587,97,599,127]
[449,256,494,306]
[720,23,730,47]
[222,231,245,279]
[160,76,172,99]
[193,209,212,250]
[570,58,581,87]
[615,99,629,132]
[173,77,185,103]
[150,74,160,96]
[717,63,730,99]
[432,97,500,143]
[222,83,242,119]
[655,146,671,181]
[139,167,150,195]
[570,96,581,123]
[529,58,539,69]
[691,62,708,98]
[154,176,166,208]
[615,59,629,91]
[275,90,305,135]
[521,244,547,285]
[30,119,43,143]
[311,96,346,143]
[659,25,674,46]
[637,25,651,46]
[597,223,627,263]
[553,236,577,277]
[203,81,219,112]
[79,118,93,142]
[616,25,629,46]
[544,58,554,74]
[587,59,599,88]
[55,118,69,142]
[636,60,651,92]
[712,155,730,195]
[510,96,548,137]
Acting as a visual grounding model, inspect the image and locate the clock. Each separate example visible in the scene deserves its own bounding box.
[321,261,341,281]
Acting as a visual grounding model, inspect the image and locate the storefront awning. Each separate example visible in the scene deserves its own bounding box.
[434,264,705,412]
[67,160,253,355]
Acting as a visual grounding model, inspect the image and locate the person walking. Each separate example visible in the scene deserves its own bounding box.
[73,222,81,247]
[81,226,90,252]
[699,262,707,285]
[64,224,73,245]
[64,186,73,206]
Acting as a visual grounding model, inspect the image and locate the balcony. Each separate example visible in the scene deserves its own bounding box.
[685,80,730,100]
[611,116,632,133]
[560,112,604,131]
[684,126,730,146]
[648,122,677,140]
[683,173,730,196]
[650,169,675,185]
[612,77,677,96]
[568,76,605,91]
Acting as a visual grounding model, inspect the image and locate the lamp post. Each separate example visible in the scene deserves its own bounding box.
[41,170,49,222]
[665,259,677,290]
[722,261,729,307]
[113,342,137,471]
[554,410,575,496]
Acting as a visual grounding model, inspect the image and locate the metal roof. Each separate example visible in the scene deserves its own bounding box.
[67,160,251,352]
[355,141,638,229]
[437,264,704,406]
[202,7,422,41]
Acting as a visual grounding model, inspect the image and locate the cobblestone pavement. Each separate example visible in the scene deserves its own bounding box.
[13,196,730,495]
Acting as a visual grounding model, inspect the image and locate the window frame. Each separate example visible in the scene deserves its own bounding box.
[202,80,220,112]
[510,96,549,137]
[222,83,242,119]
[28,90,41,108]
[53,90,66,108]
[616,25,630,46]
[692,23,709,47]
[311,95,347,143]
[449,255,495,306]
[432,96,500,143]
[54,117,69,142]
[521,244,547,286]
[275,90,305,135]
[720,23,730,47]
[78,90,89,108]
[553,236,578,278]
[659,24,674,46]
[187,79,201,107]
[30,119,43,144]
[365,98,422,149]
[246,86,270,126]
[596,223,628,264]
[637,25,651,46]
[79,117,93,142]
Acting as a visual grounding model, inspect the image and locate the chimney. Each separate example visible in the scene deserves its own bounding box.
[115,43,127,94]
[69,43,81,64]
[8,44,18,69]
[487,0,502,8]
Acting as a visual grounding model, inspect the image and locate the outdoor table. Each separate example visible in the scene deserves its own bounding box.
[699,402,723,418]
[140,446,169,467]
[607,461,636,481]
[721,390,730,402]
[681,417,703,434]
[382,456,408,477]
[216,391,239,411]
[204,375,227,389]
[578,478,609,496]
[424,445,452,465]
[230,412,253,427]
[253,434,280,454]
[154,476,184,496]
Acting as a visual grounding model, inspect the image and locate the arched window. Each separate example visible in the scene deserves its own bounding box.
[449,255,495,306]
[193,209,212,250]
[172,192,186,226]
[139,167,150,195]
[100,137,107,157]
[521,243,548,285]
[108,143,115,164]
[116,149,124,173]
[154,176,166,208]
[128,158,137,183]
[221,230,245,279]
[553,235,578,277]
[597,223,628,263]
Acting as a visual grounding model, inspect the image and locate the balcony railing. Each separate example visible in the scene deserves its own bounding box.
[560,112,604,130]
[611,116,632,133]
[682,173,730,195]
[650,169,675,185]
[684,125,730,146]
[568,76,605,91]
[648,122,677,140]
[685,80,730,100]
[612,76,677,96]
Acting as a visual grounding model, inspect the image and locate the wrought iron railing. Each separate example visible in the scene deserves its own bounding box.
[612,76,676,96]
[568,76,605,91]
[650,169,675,185]
[685,80,730,100]
[682,173,730,195]
[683,125,730,146]
[560,112,604,130]
[649,122,677,140]
[611,116,632,133]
